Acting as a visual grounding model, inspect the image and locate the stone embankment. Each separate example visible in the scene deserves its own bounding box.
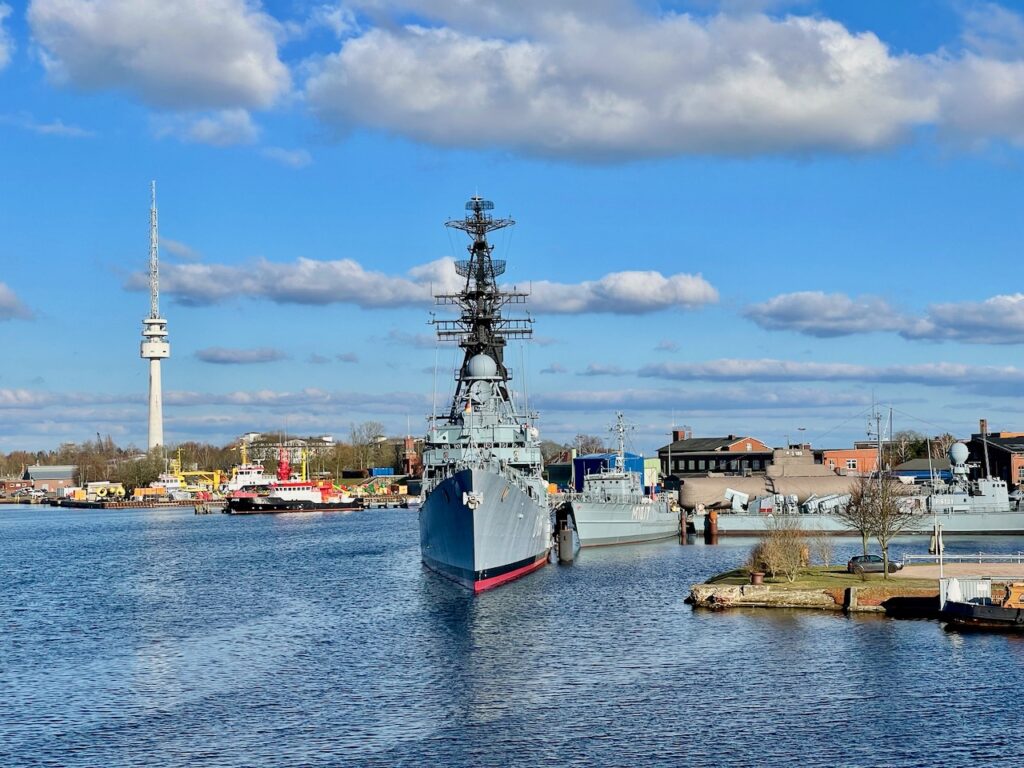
[688,584,842,611]
[687,583,939,617]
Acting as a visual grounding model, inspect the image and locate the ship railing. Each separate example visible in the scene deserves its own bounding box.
[901,552,1024,566]
[430,456,540,497]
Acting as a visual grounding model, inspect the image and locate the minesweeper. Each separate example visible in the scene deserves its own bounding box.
[566,413,681,547]
[419,196,551,591]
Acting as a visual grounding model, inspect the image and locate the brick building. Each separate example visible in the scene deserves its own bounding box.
[657,433,772,480]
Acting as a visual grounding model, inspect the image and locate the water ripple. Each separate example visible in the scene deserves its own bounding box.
[2,506,1023,766]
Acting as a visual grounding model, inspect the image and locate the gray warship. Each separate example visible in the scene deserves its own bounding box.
[419,196,551,591]
[564,412,680,547]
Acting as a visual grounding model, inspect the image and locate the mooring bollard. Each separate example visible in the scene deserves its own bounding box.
[705,509,718,544]
[558,522,575,563]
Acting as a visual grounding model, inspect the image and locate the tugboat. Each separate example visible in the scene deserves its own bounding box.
[226,447,361,514]
[942,578,1024,631]
[419,196,551,592]
[564,412,681,547]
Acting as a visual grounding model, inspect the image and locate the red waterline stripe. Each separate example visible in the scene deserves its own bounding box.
[473,555,547,593]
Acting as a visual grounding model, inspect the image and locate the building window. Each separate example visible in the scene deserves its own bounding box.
[687,460,695,471]
[698,460,706,470]
[752,459,761,470]
[729,460,738,471]
[846,459,858,470]
[1018,465,1024,480]
[746,442,752,452]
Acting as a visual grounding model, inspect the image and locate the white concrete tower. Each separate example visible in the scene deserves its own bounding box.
[140,181,169,450]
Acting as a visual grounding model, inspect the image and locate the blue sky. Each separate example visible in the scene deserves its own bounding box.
[3,0,1024,455]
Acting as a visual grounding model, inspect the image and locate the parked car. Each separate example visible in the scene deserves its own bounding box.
[847,554,902,574]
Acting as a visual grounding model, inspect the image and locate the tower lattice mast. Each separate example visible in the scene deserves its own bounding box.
[433,196,532,418]
[140,181,170,449]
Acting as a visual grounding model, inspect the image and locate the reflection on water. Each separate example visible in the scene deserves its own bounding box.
[2,505,1023,766]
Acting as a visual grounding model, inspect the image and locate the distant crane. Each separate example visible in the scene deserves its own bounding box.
[140,181,170,450]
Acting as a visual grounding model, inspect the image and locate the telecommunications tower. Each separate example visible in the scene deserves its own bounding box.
[140,181,169,449]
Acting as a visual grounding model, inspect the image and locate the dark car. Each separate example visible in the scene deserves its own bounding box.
[847,554,902,574]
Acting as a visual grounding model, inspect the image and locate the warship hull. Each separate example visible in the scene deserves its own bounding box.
[694,510,1024,536]
[571,501,680,547]
[420,468,550,592]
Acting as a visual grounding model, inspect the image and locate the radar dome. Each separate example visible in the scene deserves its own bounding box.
[949,442,969,466]
[466,354,498,379]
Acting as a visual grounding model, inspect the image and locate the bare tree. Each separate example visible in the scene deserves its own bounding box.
[884,430,926,468]
[748,516,806,582]
[870,474,919,579]
[350,421,386,469]
[574,434,606,455]
[931,433,956,460]
[808,529,834,568]
[835,476,874,557]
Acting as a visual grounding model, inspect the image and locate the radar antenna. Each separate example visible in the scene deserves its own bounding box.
[149,181,160,319]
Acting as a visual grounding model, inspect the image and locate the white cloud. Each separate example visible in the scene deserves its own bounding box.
[301,3,1024,159]
[904,294,1024,344]
[125,256,717,315]
[744,291,909,337]
[307,3,358,38]
[154,109,259,146]
[349,0,634,38]
[540,362,567,375]
[535,386,871,412]
[162,238,201,261]
[0,4,13,70]
[638,358,1024,391]
[531,271,717,313]
[306,12,935,159]
[31,119,93,137]
[578,363,630,377]
[0,283,33,321]
[195,346,288,364]
[261,146,313,168]
[386,329,437,349]
[747,290,1024,345]
[29,0,290,109]
[0,386,433,446]
[0,113,95,137]
[655,339,680,352]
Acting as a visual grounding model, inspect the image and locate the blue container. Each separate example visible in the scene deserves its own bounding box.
[370,467,395,477]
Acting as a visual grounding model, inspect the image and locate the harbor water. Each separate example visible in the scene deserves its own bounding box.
[4,505,1024,767]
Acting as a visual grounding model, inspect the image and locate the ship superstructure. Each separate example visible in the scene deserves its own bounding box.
[419,196,551,591]
[567,413,680,547]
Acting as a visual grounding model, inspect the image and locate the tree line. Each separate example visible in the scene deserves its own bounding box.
[0,421,416,492]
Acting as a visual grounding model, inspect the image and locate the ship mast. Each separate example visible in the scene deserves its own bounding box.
[610,412,634,472]
[433,196,533,418]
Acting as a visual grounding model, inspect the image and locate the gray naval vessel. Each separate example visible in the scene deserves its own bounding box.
[691,441,1019,535]
[565,413,680,547]
[419,196,551,592]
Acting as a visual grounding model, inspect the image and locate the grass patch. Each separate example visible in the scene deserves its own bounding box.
[705,566,937,590]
